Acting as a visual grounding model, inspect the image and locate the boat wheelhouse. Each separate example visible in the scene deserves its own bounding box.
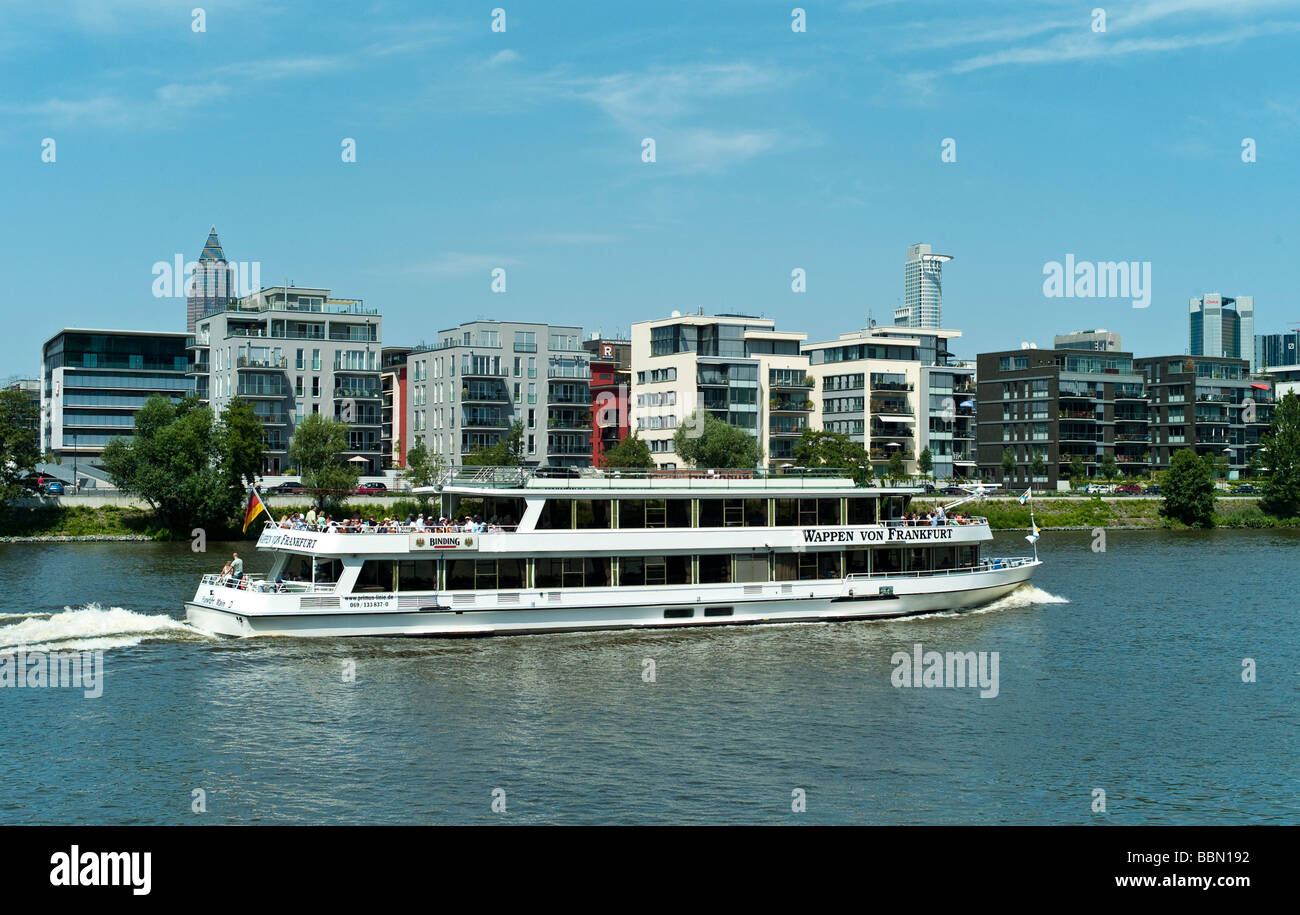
[185,468,1039,638]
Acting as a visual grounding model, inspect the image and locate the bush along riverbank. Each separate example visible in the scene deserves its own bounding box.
[0,505,170,541]
[910,496,1300,530]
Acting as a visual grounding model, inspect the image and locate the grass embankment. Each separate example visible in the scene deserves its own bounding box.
[910,496,1300,530]
[0,505,168,539]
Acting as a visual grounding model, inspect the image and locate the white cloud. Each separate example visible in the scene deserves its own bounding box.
[486,49,521,67]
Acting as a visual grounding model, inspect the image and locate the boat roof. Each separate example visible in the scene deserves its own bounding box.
[418,466,922,498]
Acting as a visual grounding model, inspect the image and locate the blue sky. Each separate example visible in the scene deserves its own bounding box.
[2,0,1298,377]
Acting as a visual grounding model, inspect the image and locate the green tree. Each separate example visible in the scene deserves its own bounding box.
[672,412,760,469]
[218,397,266,492]
[289,412,360,506]
[886,448,906,482]
[463,421,525,467]
[1259,391,1300,518]
[601,430,655,469]
[101,395,239,529]
[1000,447,1016,482]
[917,446,933,481]
[1030,452,1047,480]
[1069,456,1086,486]
[403,439,447,511]
[1160,448,1216,527]
[0,388,41,508]
[1100,452,1118,481]
[792,429,873,486]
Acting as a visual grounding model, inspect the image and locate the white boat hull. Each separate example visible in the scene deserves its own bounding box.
[185,561,1039,639]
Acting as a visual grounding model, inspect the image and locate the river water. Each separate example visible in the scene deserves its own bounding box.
[0,530,1295,824]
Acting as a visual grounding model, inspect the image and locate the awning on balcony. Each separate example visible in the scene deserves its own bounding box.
[877,414,916,423]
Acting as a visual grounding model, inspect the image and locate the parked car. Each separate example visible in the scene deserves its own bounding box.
[1146,484,1161,495]
[269,481,307,494]
[1084,483,1113,495]
[534,467,580,479]
[940,485,966,496]
[44,481,65,495]
[355,482,389,495]
[1116,484,1143,495]
[1234,483,1259,494]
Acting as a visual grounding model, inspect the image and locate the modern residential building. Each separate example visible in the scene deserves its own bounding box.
[1254,331,1300,372]
[40,329,194,475]
[805,326,976,479]
[1136,355,1274,476]
[381,346,412,470]
[1190,294,1254,366]
[629,312,809,468]
[584,335,631,467]
[1054,329,1121,352]
[186,227,239,333]
[976,348,1149,488]
[893,243,953,330]
[405,321,593,468]
[188,286,383,476]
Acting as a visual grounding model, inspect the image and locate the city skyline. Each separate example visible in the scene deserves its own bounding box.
[4,0,1300,373]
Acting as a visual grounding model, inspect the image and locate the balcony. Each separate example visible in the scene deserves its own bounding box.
[462,366,508,379]
[461,386,510,403]
[253,413,290,425]
[334,388,381,401]
[237,355,288,370]
[769,397,813,413]
[870,381,913,393]
[237,383,290,399]
[1115,433,1150,442]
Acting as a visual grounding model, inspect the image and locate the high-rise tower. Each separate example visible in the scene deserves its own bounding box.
[893,243,952,330]
[186,227,236,332]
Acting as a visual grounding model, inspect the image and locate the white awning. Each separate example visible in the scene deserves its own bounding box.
[878,414,916,423]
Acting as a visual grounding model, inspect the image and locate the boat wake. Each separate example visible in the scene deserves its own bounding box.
[0,604,210,652]
[922,583,1069,620]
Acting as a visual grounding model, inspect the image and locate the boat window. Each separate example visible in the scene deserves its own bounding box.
[932,547,957,571]
[773,499,797,526]
[905,547,931,573]
[733,553,769,582]
[313,557,343,584]
[620,555,688,586]
[845,549,870,575]
[698,554,731,583]
[575,499,612,529]
[958,545,979,568]
[798,499,819,526]
[397,559,437,591]
[537,499,573,530]
[847,498,877,525]
[354,559,396,592]
[874,548,903,574]
[818,499,841,525]
[282,556,314,582]
[445,558,527,590]
[536,557,611,588]
[818,552,841,579]
[621,499,690,528]
[698,498,767,528]
[775,553,819,581]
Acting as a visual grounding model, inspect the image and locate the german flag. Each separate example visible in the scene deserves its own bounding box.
[242,488,270,532]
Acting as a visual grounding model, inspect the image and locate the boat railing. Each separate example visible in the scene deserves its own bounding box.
[843,557,1035,581]
[427,465,921,491]
[261,520,519,535]
[200,573,337,594]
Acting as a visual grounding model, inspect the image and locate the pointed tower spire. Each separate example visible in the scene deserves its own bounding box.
[200,226,227,263]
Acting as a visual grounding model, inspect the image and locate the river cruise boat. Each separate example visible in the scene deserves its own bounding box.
[185,468,1039,638]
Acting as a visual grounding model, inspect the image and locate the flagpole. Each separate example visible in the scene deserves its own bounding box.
[254,485,276,526]
[1029,490,1038,562]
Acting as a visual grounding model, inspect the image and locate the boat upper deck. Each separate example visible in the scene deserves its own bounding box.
[421,466,922,498]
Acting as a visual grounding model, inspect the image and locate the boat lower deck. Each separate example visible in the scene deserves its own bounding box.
[185,560,1039,638]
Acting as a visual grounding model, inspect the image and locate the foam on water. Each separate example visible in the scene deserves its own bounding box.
[0,604,209,652]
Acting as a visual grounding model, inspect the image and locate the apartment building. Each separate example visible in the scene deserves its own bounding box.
[1136,355,1274,476]
[584,335,631,466]
[975,348,1148,488]
[188,285,383,475]
[381,345,412,469]
[804,326,976,479]
[405,321,593,468]
[629,313,809,468]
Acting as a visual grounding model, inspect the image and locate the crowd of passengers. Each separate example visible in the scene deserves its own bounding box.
[274,508,515,534]
[898,506,982,526]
